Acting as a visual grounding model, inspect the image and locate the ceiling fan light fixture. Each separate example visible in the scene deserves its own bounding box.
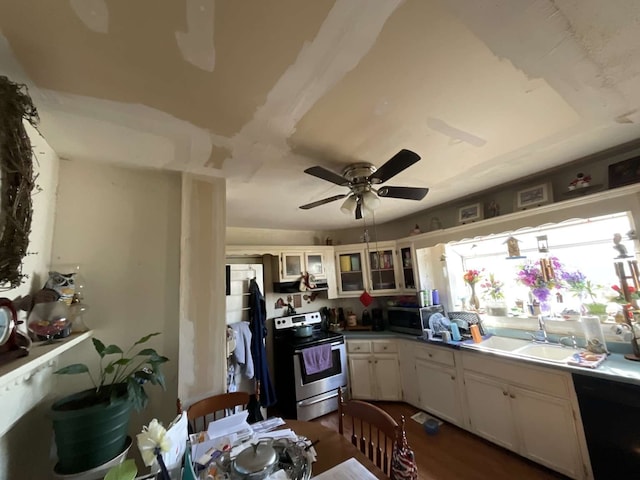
[340,195,357,215]
[362,190,381,211]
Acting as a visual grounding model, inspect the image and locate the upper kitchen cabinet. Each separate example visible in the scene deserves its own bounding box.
[334,242,403,297]
[396,240,418,293]
[334,245,367,297]
[367,241,400,294]
[273,250,327,282]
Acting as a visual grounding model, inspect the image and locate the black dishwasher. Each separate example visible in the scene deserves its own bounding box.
[572,374,640,478]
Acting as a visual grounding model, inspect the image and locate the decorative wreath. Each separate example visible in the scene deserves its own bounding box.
[0,76,39,289]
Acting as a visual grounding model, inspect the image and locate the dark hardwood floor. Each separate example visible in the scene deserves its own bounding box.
[313,402,569,480]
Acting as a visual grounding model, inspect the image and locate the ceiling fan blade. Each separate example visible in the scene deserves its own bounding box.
[377,186,429,200]
[304,166,350,186]
[299,194,348,210]
[355,198,363,219]
[369,149,421,184]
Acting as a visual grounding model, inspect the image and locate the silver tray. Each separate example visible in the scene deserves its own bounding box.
[215,437,312,480]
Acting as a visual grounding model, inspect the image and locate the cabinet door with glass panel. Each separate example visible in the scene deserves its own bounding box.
[278,251,327,282]
[396,241,417,292]
[335,246,367,297]
[367,241,400,293]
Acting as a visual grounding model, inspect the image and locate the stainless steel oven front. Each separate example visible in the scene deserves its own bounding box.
[292,340,347,420]
[272,311,347,421]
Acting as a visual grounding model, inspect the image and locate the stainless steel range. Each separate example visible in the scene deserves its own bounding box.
[272,311,347,421]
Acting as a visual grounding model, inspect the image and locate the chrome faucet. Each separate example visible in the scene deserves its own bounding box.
[536,314,549,343]
[559,335,578,349]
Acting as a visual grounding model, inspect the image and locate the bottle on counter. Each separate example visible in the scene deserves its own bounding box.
[362,309,371,326]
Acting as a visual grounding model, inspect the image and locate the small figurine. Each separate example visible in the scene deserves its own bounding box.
[568,172,591,190]
[487,201,500,218]
[613,232,630,258]
[410,224,421,236]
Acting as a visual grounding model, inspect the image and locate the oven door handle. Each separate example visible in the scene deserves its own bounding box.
[297,389,341,407]
[294,341,343,354]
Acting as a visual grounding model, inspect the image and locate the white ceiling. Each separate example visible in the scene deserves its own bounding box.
[1,0,640,230]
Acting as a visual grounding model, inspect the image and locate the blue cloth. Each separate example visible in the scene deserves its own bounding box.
[302,344,332,375]
[249,279,277,407]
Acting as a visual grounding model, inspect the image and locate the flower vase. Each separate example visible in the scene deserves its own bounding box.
[469,284,480,311]
[539,300,551,315]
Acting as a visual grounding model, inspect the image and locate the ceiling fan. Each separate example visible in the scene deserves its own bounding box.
[299,149,429,219]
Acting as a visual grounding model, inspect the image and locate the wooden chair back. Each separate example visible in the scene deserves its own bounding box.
[178,392,250,433]
[337,388,399,476]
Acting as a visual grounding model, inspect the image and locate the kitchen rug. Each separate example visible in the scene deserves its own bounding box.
[410,411,443,426]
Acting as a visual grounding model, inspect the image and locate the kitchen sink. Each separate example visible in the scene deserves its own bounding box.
[467,336,531,352]
[514,343,580,363]
[463,336,581,364]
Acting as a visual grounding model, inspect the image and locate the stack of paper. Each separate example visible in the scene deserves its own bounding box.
[312,458,379,479]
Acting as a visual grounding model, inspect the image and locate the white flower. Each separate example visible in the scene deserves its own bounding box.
[136,419,171,467]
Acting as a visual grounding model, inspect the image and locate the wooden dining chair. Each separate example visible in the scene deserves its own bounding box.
[177,391,250,433]
[337,388,399,476]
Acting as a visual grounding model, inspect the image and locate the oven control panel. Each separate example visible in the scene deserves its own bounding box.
[274,311,321,329]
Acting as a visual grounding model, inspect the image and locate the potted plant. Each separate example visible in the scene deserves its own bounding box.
[51,332,169,475]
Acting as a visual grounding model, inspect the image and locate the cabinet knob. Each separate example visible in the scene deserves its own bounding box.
[502,391,508,396]
[383,346,387,350]
[509,394,516,399]
[375,360,378,364]
[450,376,455,381]
[428,353,433,358]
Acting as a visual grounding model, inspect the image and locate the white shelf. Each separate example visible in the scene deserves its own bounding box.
[0,331,93,436]
[0,331,93,387]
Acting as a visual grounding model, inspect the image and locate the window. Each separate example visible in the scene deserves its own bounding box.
[446,212,635,313]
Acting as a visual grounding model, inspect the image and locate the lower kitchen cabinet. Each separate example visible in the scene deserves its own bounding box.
[416,358,463,426]
[464,372,516,451]
[398,340,419,406]
[511,385,583,478]
[347,340,401,401]
[462,352,587,479]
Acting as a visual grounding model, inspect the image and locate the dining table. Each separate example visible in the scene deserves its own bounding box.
[283,420,387,479]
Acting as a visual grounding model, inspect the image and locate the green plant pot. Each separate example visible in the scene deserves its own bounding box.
[51,385,132,475]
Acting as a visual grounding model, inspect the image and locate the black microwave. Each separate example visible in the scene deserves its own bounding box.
[387,305,445,335]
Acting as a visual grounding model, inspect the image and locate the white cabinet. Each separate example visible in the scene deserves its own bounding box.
[335,242,402,297]
[461,351,586,479]
[398,340,419,406]
[346,340,401,401]
[511,385,583,478]
[274,251,327,282]
[396,241,417,292]
[464,372,517,450]
[414,344,464,426]
[366,241,400,294]
[335,247,367,296]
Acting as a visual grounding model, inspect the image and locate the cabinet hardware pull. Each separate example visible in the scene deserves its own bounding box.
[502,391,508,396]
[428,353,433,357]
[450,376,455,380]
[509,394,515,399]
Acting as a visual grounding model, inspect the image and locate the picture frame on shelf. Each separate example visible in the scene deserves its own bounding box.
[458,203,483,224]
[515,183,553,210]
[608,156,640,189]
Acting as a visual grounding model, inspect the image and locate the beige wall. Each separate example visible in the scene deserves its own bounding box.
[179,175,227,405]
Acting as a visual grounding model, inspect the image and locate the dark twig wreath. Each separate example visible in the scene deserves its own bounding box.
[0,76,38,289]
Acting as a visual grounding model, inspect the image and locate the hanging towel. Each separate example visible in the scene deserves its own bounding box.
[302,344,333,375]
[230,321,254,379]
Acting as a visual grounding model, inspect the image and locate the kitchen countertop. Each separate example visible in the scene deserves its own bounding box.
[342,329,640,386]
